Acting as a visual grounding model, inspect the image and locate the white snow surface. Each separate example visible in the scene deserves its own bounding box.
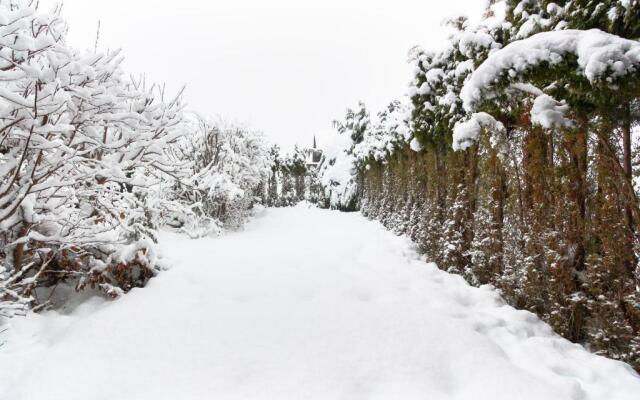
[1,205,639,400]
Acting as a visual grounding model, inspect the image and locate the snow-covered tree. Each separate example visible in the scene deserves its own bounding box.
[317,103,371,211]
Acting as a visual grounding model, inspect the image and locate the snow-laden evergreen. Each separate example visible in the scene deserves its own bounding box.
[328,0,640,369]
[460,28,640,111]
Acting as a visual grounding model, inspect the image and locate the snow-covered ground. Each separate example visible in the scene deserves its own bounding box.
[1,204,639,400]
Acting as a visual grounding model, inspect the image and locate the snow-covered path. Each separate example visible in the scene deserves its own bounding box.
[2,205,640,400]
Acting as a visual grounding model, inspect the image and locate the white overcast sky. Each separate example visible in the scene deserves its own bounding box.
[45,0,486,151]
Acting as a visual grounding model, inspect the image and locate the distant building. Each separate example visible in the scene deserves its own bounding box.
[306,135,323,168]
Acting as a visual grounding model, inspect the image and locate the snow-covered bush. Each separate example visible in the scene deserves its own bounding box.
[460,28,640,113]
[407,12,503,151]
[0,1,191,311]
[0,1,272,315]
[157,115,271,237]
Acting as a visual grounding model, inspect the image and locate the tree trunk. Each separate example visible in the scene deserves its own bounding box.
[621,103,635,275]
[622,104,634,228]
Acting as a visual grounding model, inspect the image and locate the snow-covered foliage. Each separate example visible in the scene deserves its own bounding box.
[452,112,506,151]
[407,13,504,150]
[509,0,567,39]
[316,103,368,210]
[157,116,271,237]
[461,28,640,112]
[0,1,271,316]
[530,94,573,129]
[317,101,411,211]
[352,101,411,162]
[0,0,185,311]
[264,145,323,207]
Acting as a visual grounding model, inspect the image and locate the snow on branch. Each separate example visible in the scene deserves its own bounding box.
[530,94,574,129]
[461,29,640,111]
[452,112,505,151]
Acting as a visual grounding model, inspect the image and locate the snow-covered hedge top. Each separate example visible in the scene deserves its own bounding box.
[406,13,507,149]
[509,0,566,39]
[408,24,501,104]
[352,102,411,162]
[461,29,640,111]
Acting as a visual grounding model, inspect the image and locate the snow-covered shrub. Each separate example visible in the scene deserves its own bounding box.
[0,2,273,315]
[158,115,271,236]
[0,0,186,312]
[407,13,502,152]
